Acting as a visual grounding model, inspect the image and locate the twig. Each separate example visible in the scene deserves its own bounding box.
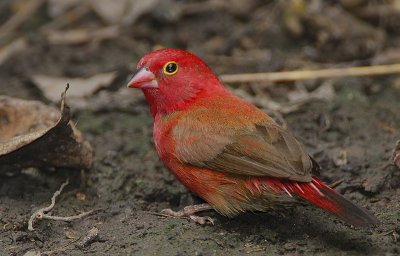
[146,211,177,218]
[145,211,190,220]
[381,230,395,236]
[28,179,69,231]
[46,26,119,45]
[40,4,90,32]
[0,38,28,66]
[0,0,45,39]
[219,64,400,83]
[28,179,92,231]
[318,113,331,133]
[40,211,93,222]
[329,179,344,188]
[77,227,99,248]
[392,140,400,169]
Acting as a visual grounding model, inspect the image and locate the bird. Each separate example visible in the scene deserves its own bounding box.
[127,48,379,227]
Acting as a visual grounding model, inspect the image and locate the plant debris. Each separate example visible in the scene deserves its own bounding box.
[28,179,93,231]
[392,140,400,169]
[77,227,100,248]
[0,85,93,173]
[31,72,117,102]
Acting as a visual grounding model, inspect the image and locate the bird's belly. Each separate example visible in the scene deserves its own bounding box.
[158,155,285,217]
[153,116,286,217]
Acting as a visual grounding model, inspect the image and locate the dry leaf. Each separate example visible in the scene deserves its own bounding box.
[311,81,335,101]
[362,173,387,194]
[332,149,348,167]
[287,85,309,102]
[0,86,93,173]
[89,0,160,25]
[76,192,86,201]
[31,72,117,102]
[65,229,79,239]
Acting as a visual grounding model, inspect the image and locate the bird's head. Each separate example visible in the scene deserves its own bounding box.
[127,48,226,117]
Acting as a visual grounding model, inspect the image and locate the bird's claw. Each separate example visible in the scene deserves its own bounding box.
[189,215,214,225]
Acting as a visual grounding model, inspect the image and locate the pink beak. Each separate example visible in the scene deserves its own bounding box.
[127,67,158,89]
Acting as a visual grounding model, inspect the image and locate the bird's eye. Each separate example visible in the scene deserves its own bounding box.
[163,61,178,75]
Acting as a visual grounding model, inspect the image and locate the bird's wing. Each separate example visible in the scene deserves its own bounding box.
[173,108,315,182]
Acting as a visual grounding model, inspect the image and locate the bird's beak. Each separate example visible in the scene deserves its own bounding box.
[127,67,158,89]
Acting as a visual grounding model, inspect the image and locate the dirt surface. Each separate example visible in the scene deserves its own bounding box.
[1,1,399,255]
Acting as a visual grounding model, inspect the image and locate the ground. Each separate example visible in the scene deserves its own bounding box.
[0,1,399,255]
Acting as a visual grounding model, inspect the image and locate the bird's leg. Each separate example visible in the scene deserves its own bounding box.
[161,203,214,225]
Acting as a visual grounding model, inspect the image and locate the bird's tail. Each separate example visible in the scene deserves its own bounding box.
[265,177,379,227]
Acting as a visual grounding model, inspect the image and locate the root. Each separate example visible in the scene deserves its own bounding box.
[28,179,92,231]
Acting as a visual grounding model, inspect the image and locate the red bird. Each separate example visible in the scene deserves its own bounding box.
[127,48,378,227]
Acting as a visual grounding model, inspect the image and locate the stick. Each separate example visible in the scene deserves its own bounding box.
[0,38,28,66]
[28,179,92,231]
[0,0,45,38]
[46,26,119,45]
[392,140,400,169]
[77,227,99,248]
[40,211,93,222]
[329,179,344,189]
[28,179,69,230]
[219,64,400,83]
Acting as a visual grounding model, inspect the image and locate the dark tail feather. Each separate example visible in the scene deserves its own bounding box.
[259,177,379,227]
[294,177,379,227]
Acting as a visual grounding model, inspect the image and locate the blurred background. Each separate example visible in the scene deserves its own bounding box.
[0,0,399,104]
[0,1,399,255]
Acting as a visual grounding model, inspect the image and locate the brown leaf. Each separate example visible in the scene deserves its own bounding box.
[0,86,93,173]
[31,72,117,102]
[332,149,348,167]
[89,0,160,25]
[64,228,79,239]
[362,173,386,194]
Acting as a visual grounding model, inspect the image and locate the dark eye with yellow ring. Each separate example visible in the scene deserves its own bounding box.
[163,61,178,75]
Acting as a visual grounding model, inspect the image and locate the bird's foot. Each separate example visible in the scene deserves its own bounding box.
[160,203,214,225]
